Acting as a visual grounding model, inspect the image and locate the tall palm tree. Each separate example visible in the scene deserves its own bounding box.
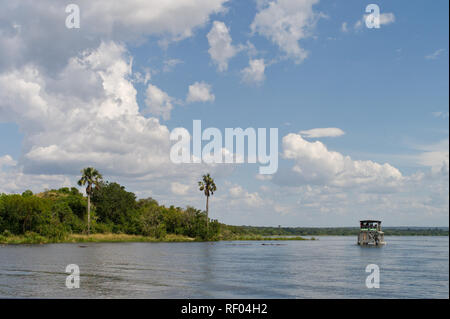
[198,173,217,230]
[77,167,103,235]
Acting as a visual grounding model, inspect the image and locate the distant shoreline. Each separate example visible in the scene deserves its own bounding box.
[223,225,449,237]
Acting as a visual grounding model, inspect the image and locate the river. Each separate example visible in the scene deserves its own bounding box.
[0,236,448,298]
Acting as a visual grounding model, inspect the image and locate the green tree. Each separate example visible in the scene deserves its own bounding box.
[198,173,216,230]
[91,182,136,230]
[77,167,103,234]
[22,190,33,197]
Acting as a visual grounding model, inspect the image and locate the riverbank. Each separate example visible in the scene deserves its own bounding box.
[0,233,312,245]
[0,233,195,245]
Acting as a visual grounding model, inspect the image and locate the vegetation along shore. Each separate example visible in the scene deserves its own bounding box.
[0,168,447,245]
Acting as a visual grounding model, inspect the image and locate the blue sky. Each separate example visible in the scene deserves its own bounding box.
[0,0,448,227]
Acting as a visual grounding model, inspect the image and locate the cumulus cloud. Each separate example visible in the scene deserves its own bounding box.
[300,128,345,138]
[378,13,395,25]
[171,182,191,195]
[0,0,229,72]
[412,139,450,174]
[81,0,228,40]
[355,12,395,30]
[186,82,215,103]
[0,155,72,194]
[281,133,403,188]
[207,21,238,72]
[0,41,216,183]
[145,84,174,120]
[0,167,72,194]
[417,151,449,174]
[228,184,264,208]
[241,59,266,85]
[0,155,17,168]
[133,69,151,85]
[250,0,322,64]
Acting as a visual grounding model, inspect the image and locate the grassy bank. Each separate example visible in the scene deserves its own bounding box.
[67,233,196,243]
[0,233,196,245]
[0,232,312,245]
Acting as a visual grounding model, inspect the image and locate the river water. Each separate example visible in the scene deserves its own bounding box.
[0,236,448,298]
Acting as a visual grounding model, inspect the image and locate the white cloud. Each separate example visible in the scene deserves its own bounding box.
[432,111,449,119]
[0,41,213,183]
[412,139,449,174]
[163,59,183,72]
[250,0,322,63]
[255,174,273,181]
[0,36,238,203]
[426,49,445,60]
[440,156,449,176]
[241,59,266,85]
[281,133,403,188]
[300,127,345,138]
[0,155,17,168]
[378,13,395,25]
[0,166,72,194]
[0,155,72,193]
[417,152,449,173]
[341,22,348,32]
[186,82,215,103]
[0,0,229,72]
[133,69,151,85]
[171,182,191,195]
[145,84,174,120]
[83,0,228,40]
[207,21,238,72]
[228,184,264,208]
[355,12,395,30]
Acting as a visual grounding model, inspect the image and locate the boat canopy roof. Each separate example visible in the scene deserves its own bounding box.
[360,220,381,223]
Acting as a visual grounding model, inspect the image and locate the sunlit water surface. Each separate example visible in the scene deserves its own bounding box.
[0,236,448,298]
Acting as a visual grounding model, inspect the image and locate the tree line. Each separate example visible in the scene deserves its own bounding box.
[0,168,221,241]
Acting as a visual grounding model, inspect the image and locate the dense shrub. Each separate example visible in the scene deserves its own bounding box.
[92,182,136,225]
[0,183,220,240]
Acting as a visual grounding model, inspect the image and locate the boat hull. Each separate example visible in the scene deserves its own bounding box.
[357,230,386,246]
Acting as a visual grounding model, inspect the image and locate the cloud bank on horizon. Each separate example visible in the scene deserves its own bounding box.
[0,0,448,226]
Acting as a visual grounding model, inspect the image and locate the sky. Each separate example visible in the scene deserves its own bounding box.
[0,0,448,227]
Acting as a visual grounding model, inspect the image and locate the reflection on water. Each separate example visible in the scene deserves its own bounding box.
[0,236,448,298]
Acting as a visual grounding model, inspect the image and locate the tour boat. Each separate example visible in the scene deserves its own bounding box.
[357,220,386,246]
